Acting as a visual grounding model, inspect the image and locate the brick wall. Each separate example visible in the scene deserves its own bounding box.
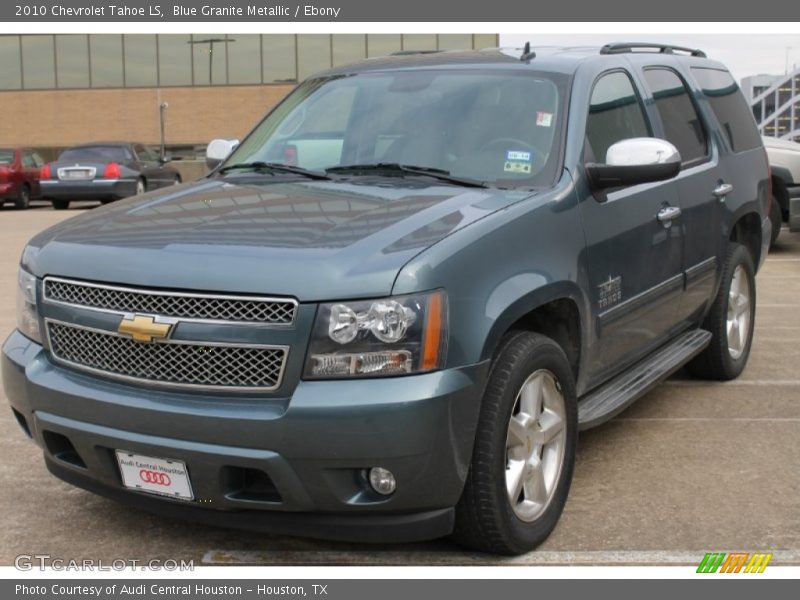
[0,84,294,149]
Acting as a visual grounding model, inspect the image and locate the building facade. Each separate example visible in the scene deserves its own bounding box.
[0,34,498,159]
[742,68,800,143]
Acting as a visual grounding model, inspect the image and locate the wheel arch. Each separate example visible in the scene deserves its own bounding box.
[728,211,763,268]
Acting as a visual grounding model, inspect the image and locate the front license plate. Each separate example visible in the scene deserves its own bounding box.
[115,450,194,501]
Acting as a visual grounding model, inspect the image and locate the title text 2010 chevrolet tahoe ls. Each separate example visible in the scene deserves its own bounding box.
[3,44,771,555]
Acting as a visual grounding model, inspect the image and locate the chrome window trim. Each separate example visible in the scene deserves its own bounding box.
[44,317,290,393]
[42,276,299,328]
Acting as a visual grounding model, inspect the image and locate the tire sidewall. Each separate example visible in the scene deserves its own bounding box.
[16,185,30,210]
[487,334,578,553]
[719,244,757,376]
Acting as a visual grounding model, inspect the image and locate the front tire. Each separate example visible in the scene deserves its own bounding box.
[15,185,31,210]
[689,242,756,380]
[452,332,577,555]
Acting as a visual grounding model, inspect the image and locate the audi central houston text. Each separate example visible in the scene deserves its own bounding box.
[3,44,770,554]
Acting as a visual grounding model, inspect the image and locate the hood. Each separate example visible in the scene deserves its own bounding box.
[28,177,532,301]
[762,136,800,152]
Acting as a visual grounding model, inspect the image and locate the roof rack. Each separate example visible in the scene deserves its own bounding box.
[600,43,707,58]
[390,50,443,56]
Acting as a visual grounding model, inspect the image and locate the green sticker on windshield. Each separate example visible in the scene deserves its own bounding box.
[504,150,532,174]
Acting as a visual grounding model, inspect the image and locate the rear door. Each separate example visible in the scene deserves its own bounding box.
[20,150,41,197]
[579,69,685,379]
[639,66,722,324]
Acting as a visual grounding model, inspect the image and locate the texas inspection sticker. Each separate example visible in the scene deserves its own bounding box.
[504,150,532,174]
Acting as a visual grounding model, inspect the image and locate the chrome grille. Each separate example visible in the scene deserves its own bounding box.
[43,277,296,325]
[47,321,287,391]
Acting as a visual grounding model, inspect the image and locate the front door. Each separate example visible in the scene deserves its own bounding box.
[579,70,685,381]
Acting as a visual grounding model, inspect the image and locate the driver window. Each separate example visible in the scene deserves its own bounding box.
[586,71,650,163]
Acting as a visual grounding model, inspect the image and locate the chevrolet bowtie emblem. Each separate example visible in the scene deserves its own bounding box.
[118,315,173,343]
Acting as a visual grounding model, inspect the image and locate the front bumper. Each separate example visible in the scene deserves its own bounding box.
[40,178,137,201]
[2,330,488,543]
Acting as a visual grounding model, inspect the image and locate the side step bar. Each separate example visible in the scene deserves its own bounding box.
[577,329,712,430]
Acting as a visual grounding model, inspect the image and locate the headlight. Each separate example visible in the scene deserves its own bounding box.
[16,268,42,343]
[304,290,448,379]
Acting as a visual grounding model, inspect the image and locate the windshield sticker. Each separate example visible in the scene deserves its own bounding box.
[536,112,553,127]
[504,150,532,174]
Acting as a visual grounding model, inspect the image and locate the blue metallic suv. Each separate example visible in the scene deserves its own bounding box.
[3,44,771,554]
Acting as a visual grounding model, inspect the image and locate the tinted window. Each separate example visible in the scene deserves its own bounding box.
[59,146,131,162]
[90,35,123,88]
[691,68,762,153]
[124,35,158,87]
[21,35,56,89]
[32,152,44,167]
[158,35,192,86]
[0,37,22,90]
[22,152,36,168]
[228,35,262,85]
[297,35,332,80]
[263,35,297,83]
[56,35,90,89]
[586,71,650,162]
[0,149,15,164]
[644,68,708,164]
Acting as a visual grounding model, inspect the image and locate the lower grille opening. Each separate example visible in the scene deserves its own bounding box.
[11,409,32,439]
[223,466,282,503]
[42,431,87,468]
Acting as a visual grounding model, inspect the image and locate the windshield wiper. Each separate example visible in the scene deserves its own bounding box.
[217,161,331,180]
[326,163,489,188]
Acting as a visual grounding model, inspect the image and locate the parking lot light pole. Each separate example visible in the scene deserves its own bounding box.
[159,102,168,161]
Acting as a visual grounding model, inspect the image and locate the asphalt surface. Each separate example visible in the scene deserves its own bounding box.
[0,200,798,566]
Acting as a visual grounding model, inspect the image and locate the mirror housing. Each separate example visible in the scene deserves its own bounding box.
[587,138,681,191]
[205,139,240,171]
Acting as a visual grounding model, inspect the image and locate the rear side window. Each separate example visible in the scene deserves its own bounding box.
[643,68,708,165]
[586,71,650,162]
[691,68,761,153]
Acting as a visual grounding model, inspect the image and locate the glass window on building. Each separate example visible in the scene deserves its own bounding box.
[90,34,123,88]
[473,34,498,50]
[402,34,437,52]
[124,35,157,87]
[227,34,261,85]
[366,34,401,57]
[157,35,192,86]
[332,35,366,66]
[192,35,230,86]
[0,36,22,90]
[263,34,297,83]
[21,35,56,89]
[437,34,473,50]
[297,35,332,80]
[55,35,89,89]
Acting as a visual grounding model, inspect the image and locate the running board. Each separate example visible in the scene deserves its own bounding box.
[578,329,712,430]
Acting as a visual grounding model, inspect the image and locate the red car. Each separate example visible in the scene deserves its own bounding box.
[0,147,45,209]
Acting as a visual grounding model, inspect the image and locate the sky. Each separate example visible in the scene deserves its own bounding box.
[500,34,800,83]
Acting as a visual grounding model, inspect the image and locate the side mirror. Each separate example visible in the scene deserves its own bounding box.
[586,138,681,191]
[205,139,240,171]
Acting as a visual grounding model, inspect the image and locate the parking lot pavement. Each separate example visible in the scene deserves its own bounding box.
[0,202,798,566]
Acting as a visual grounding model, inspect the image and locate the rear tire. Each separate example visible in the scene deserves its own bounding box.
[15,185,30,210]
[452,331,577,555]
[135,178,146,195]
[688,242,756,380]
[51,199,70,210]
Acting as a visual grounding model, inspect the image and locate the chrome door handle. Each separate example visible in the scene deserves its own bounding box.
[713,183,734,199]
[657,205,682,223]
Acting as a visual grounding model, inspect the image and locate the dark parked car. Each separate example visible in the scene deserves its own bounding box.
[0,147,45,209]
[4,44,771,555]
[40,142,181,210]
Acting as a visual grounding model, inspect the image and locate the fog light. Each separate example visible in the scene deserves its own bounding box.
[368,467,396,495]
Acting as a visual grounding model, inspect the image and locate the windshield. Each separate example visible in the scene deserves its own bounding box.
[59,145,132,163]
[224,70,568,187]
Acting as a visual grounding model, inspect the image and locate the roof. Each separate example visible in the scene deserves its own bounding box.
[312,45,726,79]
